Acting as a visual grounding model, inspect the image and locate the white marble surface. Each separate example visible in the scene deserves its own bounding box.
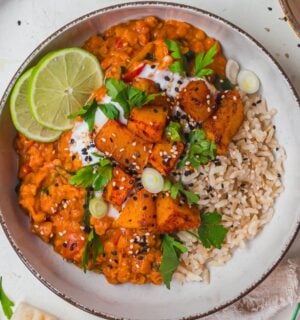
[0,0,299,319]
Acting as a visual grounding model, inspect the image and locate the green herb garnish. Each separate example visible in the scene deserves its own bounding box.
[83,190,92,228]
[0,277,14,319]
[70,158,112,191]
[188,212,228,249]
[82,229,104,272]
[178,129,216,169]
[159,235,187,289]
[105,78,157,118]
[68,99,119,131]
[195,43,218,78]
[212,74,234,91]
[165,39,187,76]
[165,121,184,142]
[164,180,199,205]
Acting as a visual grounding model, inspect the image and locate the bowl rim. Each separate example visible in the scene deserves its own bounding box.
[0,1,299,319]
[278,0,300,36]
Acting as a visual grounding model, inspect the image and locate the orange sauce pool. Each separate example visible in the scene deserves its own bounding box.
[16,17,226,285]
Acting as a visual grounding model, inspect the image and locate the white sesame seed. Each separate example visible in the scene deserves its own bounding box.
[40,231,44,235]
[112,181,116,187]
[119,148,125,152]
[233,96,237,101]
[207,100,210,105]
[207,107,211,112]
[213,116,217,120]
[80,236,85,241]
[119,186,125,190]
[121,177,126,182]
[206,94,210,99]
[101,138,106,142]
[132,141,137,146]
[80,226,85,230]
[128,250,133,254]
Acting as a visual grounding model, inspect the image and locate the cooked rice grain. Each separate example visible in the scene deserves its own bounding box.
[175,94,285,283]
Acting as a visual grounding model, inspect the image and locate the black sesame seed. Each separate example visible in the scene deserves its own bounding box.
[110,137,113,143]
[133,196,138,201]
[70,138,75,144]
[256,99,262,104]
[111,250,117,255]
[63,242,68,248]
[143,206,147,210]
[164,76,170,81]
[252,102,257,106]
[84,226,91,233]
[70,243,77,251]
[88,156,93,162]
[84,156,89,162]
[177,80,183,85]
[298,44,300,48]
[143,193,149,198]
[175,87,179,92]
[125,158,129,164]
[129,179,134,185]
[273,125,276,129]
[277,173,281,178]
[276,147,279,151]
[151,65,156,69]
[17,20,21,25]
[71,155,76,160]
[188,183,194,187]
[267,7,272,11]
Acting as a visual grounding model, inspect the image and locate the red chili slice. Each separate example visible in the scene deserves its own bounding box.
[123,63,145,83]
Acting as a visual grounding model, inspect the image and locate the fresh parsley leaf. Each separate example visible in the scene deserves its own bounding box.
[165,39,187,76]
[165,121,184,142]
[195,43,218,78]
[70,158,113,191]
[159,235,187,289]
[188,212,228,249]
[98,103,119,119]
[105,78,157,118]
[178,129,216,169]
[0,277,14,319]
[82,229,104,272]
[68,99,98,131]
[168,181,200,205]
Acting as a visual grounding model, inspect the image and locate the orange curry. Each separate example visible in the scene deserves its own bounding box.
[16,17,244,285]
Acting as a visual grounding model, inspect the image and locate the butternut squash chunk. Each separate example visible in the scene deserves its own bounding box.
[95,120,152,173]
[149,140,184,176]
[127,106,168,143]
[103,166,135,207]
[156,195,200,233]
[115,189,157,229]
[202,90,244,155]
[179,80,216,122]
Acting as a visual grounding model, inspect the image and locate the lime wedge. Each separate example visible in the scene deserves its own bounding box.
[10,68,61,142]
[28,48,103,130]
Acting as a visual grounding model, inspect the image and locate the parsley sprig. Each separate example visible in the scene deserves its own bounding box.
[195,43,218,78]
[68,99,119,131]
[165,39,187,76]
[70,158,112,191]
[0,277,14,319]
[178,129,216,169]
[105,78,157,118]
[164,180,199,205]
[82,229,104,272]
[159,235,187,289]
[165,121,184,142]
[188,212,228,249]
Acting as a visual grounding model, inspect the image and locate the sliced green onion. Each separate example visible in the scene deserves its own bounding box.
[89,197,108,219]
[141,168,164,194]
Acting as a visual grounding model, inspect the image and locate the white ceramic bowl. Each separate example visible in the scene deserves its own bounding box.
[0,2,299,320]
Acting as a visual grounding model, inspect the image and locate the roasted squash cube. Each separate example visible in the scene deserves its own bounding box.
[203,90,244,155]
[156,195,200,233]
[103,166,135,207]
[149,140,184,176]
[179,80,216,122]
[127,106,168,143]
[115,189,157,229]
[95,120,152,173]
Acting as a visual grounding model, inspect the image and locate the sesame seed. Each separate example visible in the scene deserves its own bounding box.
[119,148,125,152]
[233,96,237,101]
[213,116,217,120]
[119,186,125,190]
[101,138,106,142]
[132,141,137,146]
[207,107,211,112]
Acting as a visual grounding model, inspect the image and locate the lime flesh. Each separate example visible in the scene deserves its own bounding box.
[10,68,61,142]
[28,48,103,131]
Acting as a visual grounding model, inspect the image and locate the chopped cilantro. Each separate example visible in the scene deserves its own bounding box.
[70,157,112,191]
[165,121,184,142]
[178,129,216,169]
[195,43,218,78]
[0,277,14,319]
[105,78,157,118]
[159,235,187,289]
[164,180,199,205]
[188,212,228,249]
[165,39,187,76]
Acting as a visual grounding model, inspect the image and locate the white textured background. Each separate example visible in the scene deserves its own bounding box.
[0,0,299,319]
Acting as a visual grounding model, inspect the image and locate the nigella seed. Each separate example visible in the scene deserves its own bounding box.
[125,158,129,164]
[256,99,262,104]
[133,196,138,201]
[110,138,113,143]
[164,76,170,81]
[175,87,179,92]
[277,173,281,178]
[70,138,75,144]
[177,80,183,85]
[84,156,89,162]
[151,65,156,69]
[63,242,68,248]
